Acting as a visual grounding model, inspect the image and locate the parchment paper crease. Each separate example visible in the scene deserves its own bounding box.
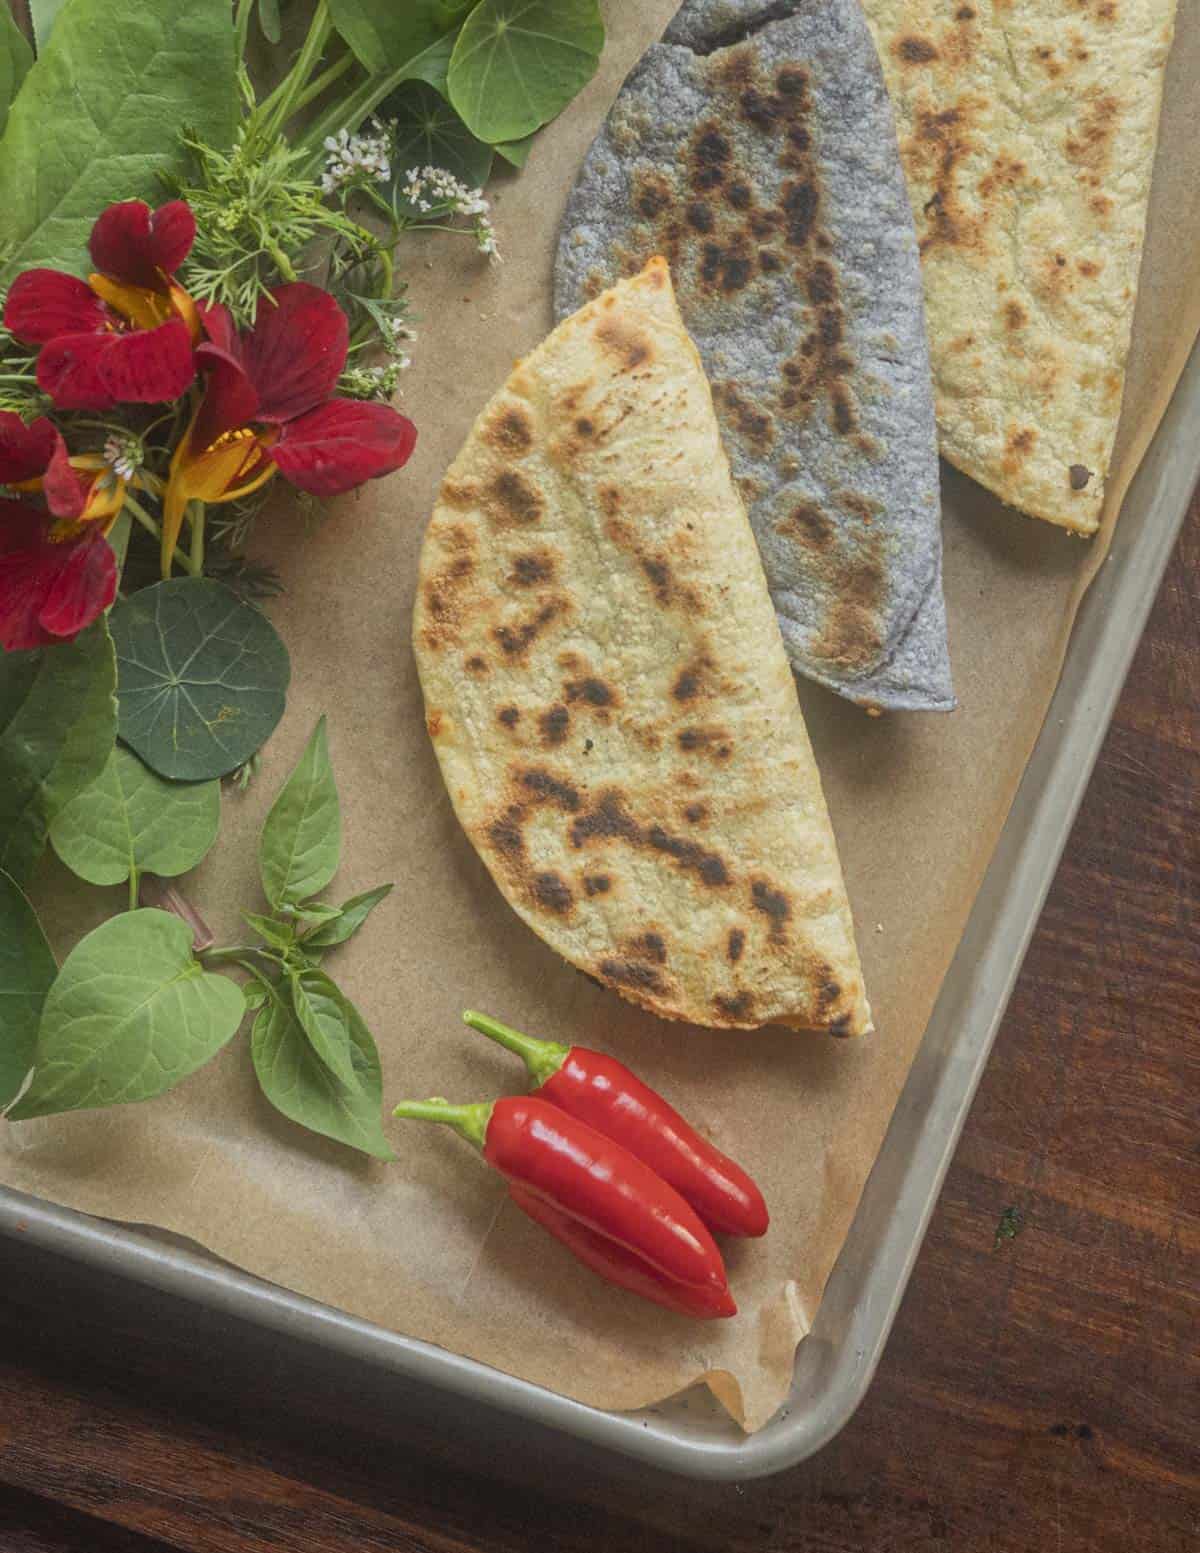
[4,0,1198,1434]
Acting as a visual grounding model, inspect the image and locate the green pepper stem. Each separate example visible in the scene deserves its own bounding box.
[391,1097,493,1150]
[461,1010,569,1090]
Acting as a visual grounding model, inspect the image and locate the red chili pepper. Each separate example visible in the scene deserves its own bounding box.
[507,1186,735,1320]
[391,1093,736,1318]
[462,1010,768,1238]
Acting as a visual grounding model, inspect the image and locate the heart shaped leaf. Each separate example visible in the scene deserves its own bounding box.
[110,578,290,781]
[0,619,117,885]
[0,870,56,1108]
[8,909,245,1119]
[252,978,394,1159]
[259,716,341,909]
[50,745,220,887]
[447,0,603,145]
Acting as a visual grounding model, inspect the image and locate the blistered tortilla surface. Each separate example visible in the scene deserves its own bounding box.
[862,0,1178,532]
[413,260,870,1034]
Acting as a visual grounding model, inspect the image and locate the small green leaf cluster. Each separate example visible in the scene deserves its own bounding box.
[2,715,395,1160]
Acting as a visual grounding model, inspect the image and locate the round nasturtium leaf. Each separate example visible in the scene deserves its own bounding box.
[109,579,290,781]
[49,745,221,887]
[386,81,494,194]
[447,0,604,145]
[6,909,245,1120]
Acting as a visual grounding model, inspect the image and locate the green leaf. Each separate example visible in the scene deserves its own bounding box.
[328,0,447,73]
[0,0,236,285]
[293,902,342,927]
[110,578,290,782]
[27,0,69,54]
[257,0,283,45]
[242,911,295,952]
[0,870,56,1109]
[304,883,393,948]
[252,980,393,1159]
[0,8,33,140]
[447,0,603,145]
[0,620,117,885]
[49,745,220,887]
[7,909,245,1119]
[288,966,361,1090]
[259,716,340,910]
[493,131,534,168]
[386,80,493,191]
[243,980,270,1012]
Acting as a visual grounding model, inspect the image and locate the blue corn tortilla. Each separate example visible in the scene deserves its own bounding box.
[555,0,954,712]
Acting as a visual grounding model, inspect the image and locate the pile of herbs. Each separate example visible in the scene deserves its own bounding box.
[0,0,605,1153]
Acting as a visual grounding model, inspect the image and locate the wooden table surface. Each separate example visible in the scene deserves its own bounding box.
[1,488,1196,1551]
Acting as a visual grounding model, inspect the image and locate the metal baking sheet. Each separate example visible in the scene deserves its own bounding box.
[1,339,1197,1482]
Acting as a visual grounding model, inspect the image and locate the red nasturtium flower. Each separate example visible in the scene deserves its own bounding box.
[162,283,417,573]
[3,200,200,411]
[0,412,125,651]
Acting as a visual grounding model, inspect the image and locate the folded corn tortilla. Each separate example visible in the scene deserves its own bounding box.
[413,259,871,1034]
[861,0,1178,531]
[555,0,953,712]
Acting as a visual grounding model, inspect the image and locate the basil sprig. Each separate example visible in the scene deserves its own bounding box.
[4,716,395,1159]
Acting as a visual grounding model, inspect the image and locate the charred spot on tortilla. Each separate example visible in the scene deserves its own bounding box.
[713,990,754,1021]
[677,726,734,760]
[1069,464,1093,490]
[533,872,574,915]
[599,957,670,998]
[483,468,544,527]
[565,676,616,708]
[751,878,792,942]
[492,598,567,660]
[727,928,746,962]
[538,705,570,747]
[484,403,535,456]
[497,705,520,729]
[582,873,612,896]
[518,767,582,812]
[488,807,526,864]
[509,550,556,586]
[629,931,668,964]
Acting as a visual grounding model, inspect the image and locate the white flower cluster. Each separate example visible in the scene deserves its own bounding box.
[402,165,500,261]
[321,124,392,196]
[103,433,143,482]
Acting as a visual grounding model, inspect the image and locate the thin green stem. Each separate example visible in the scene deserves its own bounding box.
[391,1098,493,1150]
[234,0,255,60]
[292,48,356,114]
[201,944,280,966]
[262,0,333,143]
[188,500,206,576]
[128,866,140,914]
[461,1010,567,1088]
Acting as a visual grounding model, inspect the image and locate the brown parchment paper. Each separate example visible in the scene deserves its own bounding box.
[3,0,1199,1435]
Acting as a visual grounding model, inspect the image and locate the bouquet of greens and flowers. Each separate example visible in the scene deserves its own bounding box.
[0,0,604,1153]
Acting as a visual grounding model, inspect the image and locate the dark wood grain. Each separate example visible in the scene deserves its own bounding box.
[1,492,1196,1551]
